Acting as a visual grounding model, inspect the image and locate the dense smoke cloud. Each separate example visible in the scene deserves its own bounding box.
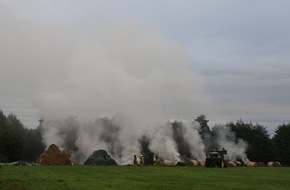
[1,2,249,164]
[35,24,210,121]
[0,2,213,164]
[0,2,211,121]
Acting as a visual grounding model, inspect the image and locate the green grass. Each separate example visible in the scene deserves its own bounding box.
[1,166,290,190]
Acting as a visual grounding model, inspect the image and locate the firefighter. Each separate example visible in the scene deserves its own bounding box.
[133,154,137,166]
[140,154,144,166]
[153,154,157,165]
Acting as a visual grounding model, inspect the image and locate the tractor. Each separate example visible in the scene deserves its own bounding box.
[205,148,227,168]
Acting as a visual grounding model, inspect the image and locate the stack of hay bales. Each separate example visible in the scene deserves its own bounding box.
[246,161,258,167]
[267,162,281,167]
[37,144,72,165]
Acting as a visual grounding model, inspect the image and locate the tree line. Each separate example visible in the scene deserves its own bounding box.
[196,115,290,166]
[0,111,44,162]
[0,110,289,166]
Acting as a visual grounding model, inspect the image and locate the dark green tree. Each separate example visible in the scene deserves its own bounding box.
[0,110,8,161]
[138,135,154,165]
[195,115,210,138]
[171,120,191,159]
[0,110,45,162]
[23,126,45,162]
[194,115,212,153]
[227,120,276,163]
[1,114,26,161]
[273,123,290,166]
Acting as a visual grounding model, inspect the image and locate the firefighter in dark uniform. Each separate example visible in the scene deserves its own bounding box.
[133,154,137,165]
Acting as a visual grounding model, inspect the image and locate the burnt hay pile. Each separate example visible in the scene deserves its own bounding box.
[36,144,72,165]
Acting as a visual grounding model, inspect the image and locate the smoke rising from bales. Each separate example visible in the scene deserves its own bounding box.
[148,122,181,162]
[41,117,249,165]
[212,125,249,163]
[34,20,212,164]
[170,121,205,160]
[42,117,207,164]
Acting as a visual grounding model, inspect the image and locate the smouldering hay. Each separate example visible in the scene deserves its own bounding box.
[233,161,242,166]
[227,161,237,167]
[267,162,281,167]
[197,160,205,166]
[37,144,72,165]
[246,161,258,167]
[187,160,199,167]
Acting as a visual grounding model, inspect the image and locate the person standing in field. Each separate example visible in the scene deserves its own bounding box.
[140,155,144,166]
[153,155,157,165]
[133,154,137,166]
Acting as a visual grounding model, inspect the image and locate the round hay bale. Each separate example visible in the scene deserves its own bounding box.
[267,162,281,167]
[257,162,265,167]
[233,161,242,166]
[267,162,273,166]
[161,160,172,166]
[155,160,162,166]
[227,161,237,167]
[197,160,205,167]
[246,161,257,167]
[187,160,199,167]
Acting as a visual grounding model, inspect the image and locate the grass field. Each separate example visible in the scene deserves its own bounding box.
[1,166,290,190]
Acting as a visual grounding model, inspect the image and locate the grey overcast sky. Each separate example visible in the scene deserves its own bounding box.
[1,0,290,134]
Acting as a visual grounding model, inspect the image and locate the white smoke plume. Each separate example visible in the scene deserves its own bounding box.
[183,122,206,159]
[41,116,210,164]
[212,125,249,163]
[0,3,211,164]
[148,122,181,162]
[0,3,210,122]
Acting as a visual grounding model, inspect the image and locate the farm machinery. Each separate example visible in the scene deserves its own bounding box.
[205,148,227,168]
